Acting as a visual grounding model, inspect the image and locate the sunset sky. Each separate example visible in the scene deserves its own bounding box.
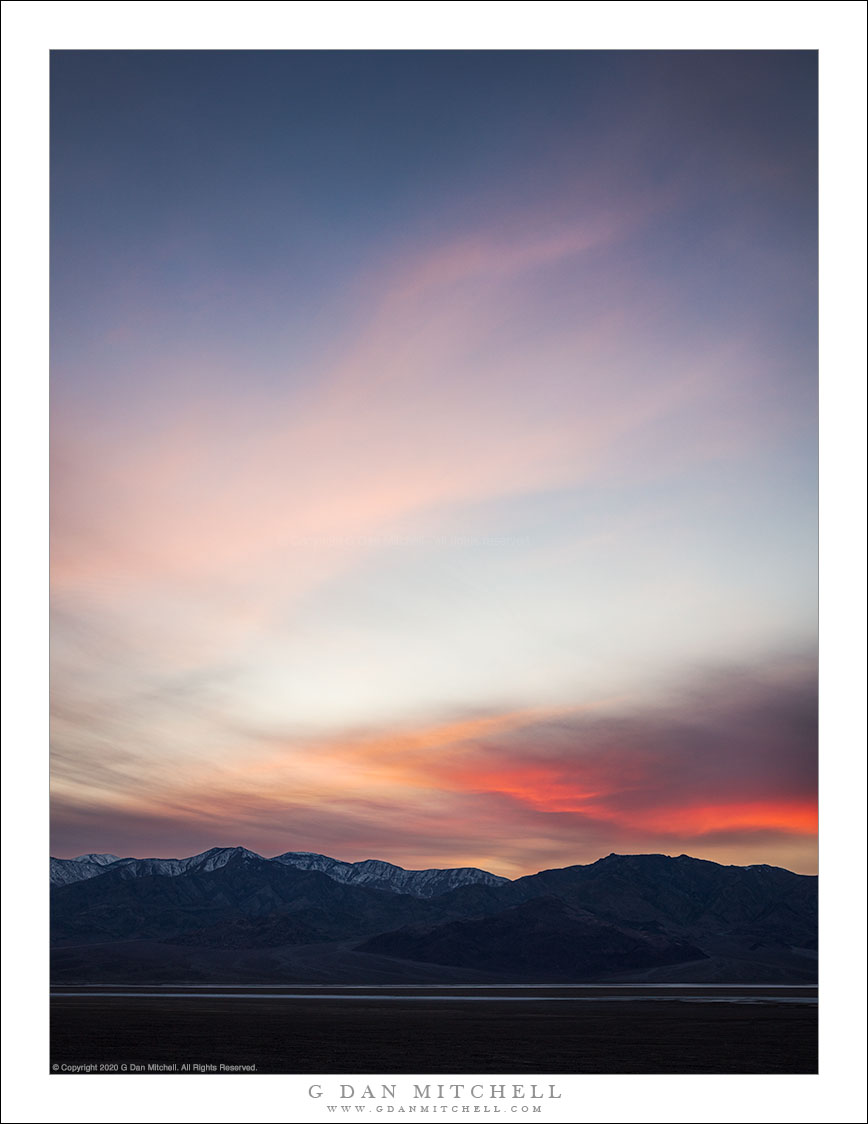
[50,50,818,875]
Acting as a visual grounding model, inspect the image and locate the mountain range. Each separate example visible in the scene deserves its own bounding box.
[51,847,507,897]
[50,847,817,985]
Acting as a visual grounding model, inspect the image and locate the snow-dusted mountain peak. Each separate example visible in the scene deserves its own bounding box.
[51,846,508,896]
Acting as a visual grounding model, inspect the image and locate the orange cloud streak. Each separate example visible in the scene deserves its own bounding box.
[170,706,817,844]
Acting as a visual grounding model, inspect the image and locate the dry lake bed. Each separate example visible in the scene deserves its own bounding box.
[50,985,818,1074]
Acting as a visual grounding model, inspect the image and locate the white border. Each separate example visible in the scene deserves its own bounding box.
[2,3,866,1122]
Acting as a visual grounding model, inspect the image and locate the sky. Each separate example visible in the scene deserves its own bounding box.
[49,50,818,875]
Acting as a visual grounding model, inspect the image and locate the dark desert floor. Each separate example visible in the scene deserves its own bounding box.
[51,986,817,1074]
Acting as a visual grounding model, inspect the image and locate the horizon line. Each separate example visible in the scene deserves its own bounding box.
[50,845,816,879]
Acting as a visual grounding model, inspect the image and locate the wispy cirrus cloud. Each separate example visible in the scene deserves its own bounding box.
[50,52,817,874]
[51,657,817,876]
